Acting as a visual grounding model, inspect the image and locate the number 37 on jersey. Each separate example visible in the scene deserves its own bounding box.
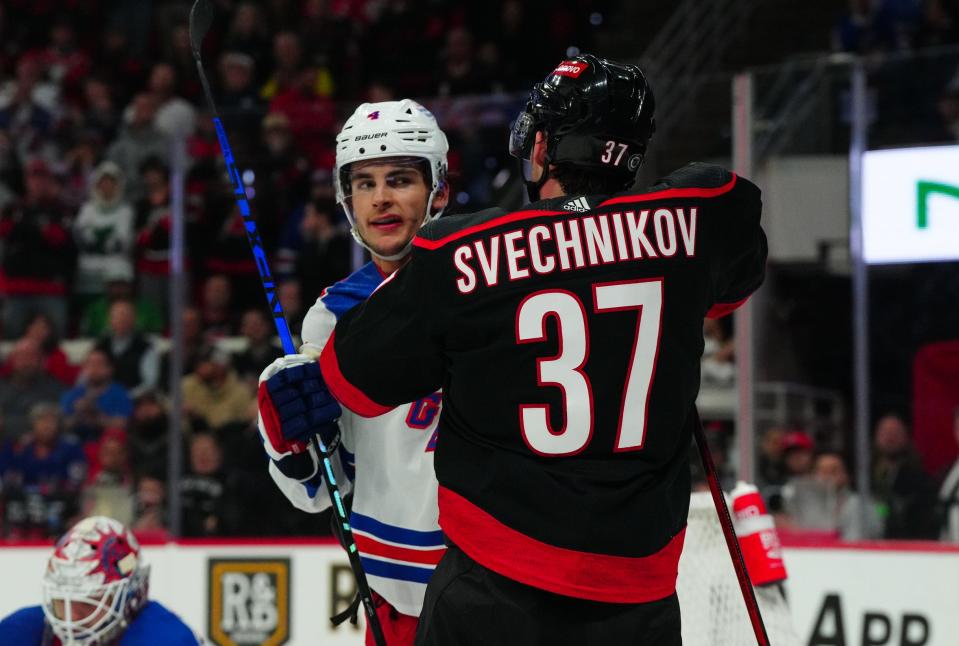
[516,278,663,457]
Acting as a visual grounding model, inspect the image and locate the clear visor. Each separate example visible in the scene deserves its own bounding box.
[42,579,128,645]
[508,111,535,161]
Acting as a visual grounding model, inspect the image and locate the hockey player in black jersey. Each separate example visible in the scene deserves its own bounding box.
[269,54,767,645]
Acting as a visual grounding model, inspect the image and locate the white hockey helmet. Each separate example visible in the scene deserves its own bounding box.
[334,99,449,260]
[41,516,150,645]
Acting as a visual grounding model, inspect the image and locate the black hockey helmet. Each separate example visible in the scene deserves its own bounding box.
[509,53,655,200]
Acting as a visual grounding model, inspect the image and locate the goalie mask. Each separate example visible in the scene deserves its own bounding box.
[509,53,656,201]
[335,100,449,261]
[41,516,150,645]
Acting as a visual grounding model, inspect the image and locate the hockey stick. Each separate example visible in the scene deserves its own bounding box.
[692,414,770,645]
[188,3,387,644]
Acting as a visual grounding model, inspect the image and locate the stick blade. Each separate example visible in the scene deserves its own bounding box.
[188,0,215,60]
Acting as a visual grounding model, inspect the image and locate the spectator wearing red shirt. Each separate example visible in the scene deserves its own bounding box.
[0,313,78,386]
[0,158,76,338]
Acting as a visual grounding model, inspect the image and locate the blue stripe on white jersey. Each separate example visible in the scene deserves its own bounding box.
[350,511,445,547]
[360,558,434,584]
[320,262,383,319]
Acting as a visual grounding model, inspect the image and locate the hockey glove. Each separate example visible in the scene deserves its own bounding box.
[258,354,341,481]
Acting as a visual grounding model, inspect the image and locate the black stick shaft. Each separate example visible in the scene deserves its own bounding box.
[692,417,770,645]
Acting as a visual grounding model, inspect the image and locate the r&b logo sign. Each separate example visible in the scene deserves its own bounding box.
[208,558,290,646]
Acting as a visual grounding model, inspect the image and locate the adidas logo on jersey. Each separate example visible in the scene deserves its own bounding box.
[562,196,591,212]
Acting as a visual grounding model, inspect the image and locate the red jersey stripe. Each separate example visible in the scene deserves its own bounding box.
[413,176,738,252]
[354,534,446,566]
[706,296,749,319]
[413,209,565,250]
[438,486,685,603]
[319,332,392,417]
[599,174,738,208]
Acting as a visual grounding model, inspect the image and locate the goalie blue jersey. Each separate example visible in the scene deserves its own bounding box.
[0,601,201,645]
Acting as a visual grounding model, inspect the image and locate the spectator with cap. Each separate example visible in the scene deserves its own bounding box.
[127,390,171,482]
[73,160,135,304]
[782,429,817,482]
[61,348,133,443]
[0,157,76,338]
[0,338,65,441]
[182,345,254,432]
[872,413,939,539]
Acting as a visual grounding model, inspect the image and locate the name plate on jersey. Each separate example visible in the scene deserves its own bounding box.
[862,144,959,264]
[208,557,291,646]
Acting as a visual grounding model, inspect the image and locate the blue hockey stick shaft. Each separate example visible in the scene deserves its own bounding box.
[189,3,386,643]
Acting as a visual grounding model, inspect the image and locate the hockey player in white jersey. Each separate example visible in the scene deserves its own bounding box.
[258,99,449,646]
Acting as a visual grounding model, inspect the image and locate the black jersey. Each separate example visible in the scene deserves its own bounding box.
[320,163,766,603]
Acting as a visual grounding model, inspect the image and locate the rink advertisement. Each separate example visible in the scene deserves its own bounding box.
[0,539,957,645]
[207,557,291,646]
[783,543,959,646]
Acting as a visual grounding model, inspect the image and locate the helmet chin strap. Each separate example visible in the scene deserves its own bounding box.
[522,153,553,203]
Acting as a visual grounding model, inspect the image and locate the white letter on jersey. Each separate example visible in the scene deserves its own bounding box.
[653,208,677,257]
[528,225,556,274]
[553,219,585,270]
[625,210,658,259]
[454,244,477,294]
[677,207,698,257]
[504,230,531,280]
[582,215,616,265]
[474,236,500,287]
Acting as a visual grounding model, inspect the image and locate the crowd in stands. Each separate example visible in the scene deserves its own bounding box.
[0,0,615,540]
[1,1,958,545]
[755,412,959,542]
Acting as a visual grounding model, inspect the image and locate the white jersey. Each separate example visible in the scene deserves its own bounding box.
[267,262,443,617]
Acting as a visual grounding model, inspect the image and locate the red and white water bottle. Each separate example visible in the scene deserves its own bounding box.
[731,482,787,586]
